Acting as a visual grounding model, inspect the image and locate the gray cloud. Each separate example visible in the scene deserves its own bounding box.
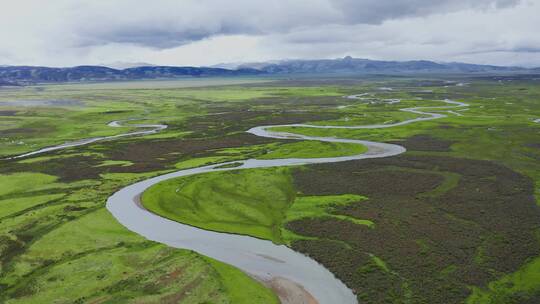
[333,0,520,24]
[68,0,337,48]
[60,0,523,49]
[0,0,537,67]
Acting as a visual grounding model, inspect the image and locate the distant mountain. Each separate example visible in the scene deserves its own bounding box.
[239,56,531,74]
[0,57,537,85]
[121,66,262,78]
[0,65,264,84]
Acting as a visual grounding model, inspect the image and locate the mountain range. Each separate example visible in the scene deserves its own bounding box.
[0,57,537,85]
[0,66,263,85]
[237,56,532,74]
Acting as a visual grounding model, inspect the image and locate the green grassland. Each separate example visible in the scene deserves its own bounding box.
[0,170,278,304]
[142,167,295,243]
[210,140,367,161]
[1,76,540,303]
[142,167,371,244]
[258,140,367,159]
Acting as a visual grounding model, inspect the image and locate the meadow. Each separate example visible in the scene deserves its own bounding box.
[1,75,539,303]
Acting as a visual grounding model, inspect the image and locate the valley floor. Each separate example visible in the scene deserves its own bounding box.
[1,75,540,303]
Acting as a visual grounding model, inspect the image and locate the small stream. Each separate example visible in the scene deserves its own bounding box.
[6,119,167,159]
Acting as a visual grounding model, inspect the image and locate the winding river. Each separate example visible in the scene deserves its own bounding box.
[10,96,468,303]
[106,97,468,304]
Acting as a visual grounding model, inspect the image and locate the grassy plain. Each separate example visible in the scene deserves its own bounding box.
[142,167,371,244]
[1,75,540,303]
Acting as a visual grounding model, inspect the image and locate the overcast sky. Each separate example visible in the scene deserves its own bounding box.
[1,0,539,67]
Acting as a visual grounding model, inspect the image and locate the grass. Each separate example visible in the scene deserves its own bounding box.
[259,140,367,159]
[0,194,64,218]
[0,172,60,196]
[142,167,373,244]
[211,140,367,161]
[174,156,235,169]
[142,167,295,243]
[206,257,280,303]
[284,195,373,228]
[95,160,133,167]
[369,254,391,273]
[467,257,540,304]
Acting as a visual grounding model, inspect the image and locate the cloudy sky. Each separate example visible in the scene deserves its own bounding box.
[1,0,539,67]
